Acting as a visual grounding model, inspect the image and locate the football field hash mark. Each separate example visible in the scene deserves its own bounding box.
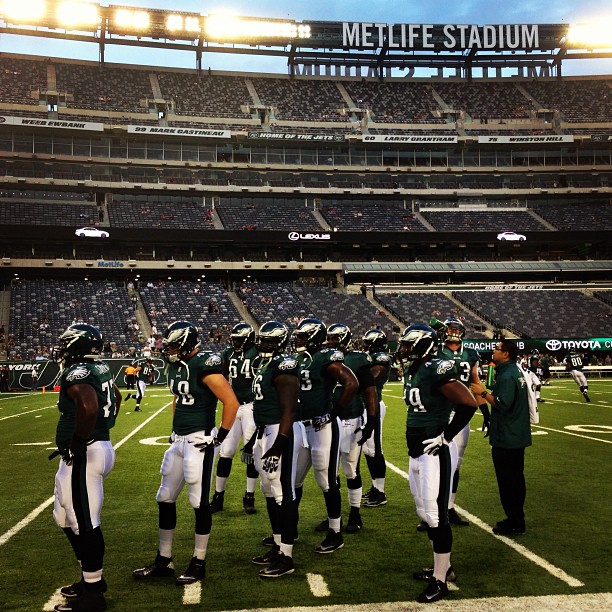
[306,573,331,597]
[182,582,202,605]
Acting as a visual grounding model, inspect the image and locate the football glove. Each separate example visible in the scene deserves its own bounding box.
[355,419,375,446]
[193,427,230,451]
[168,431,176,445]
[422,434,449,456]
[65,433,90,465]
[241,431,257,465]
[261,433,289,479]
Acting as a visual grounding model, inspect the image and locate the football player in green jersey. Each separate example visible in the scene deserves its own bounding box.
[398,323,478,604]
[437,317,490,527]
[249,321,302,578]
[210,322,259,514]
[134,358,156,412]
[292,317,359,554]
[51,324,121,612]
[324,323,378,534]
[361,328,392,508]
[132,321,239,587]
[564,351,591,401]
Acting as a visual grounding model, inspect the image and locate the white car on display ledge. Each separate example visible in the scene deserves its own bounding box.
[75,227,110,238]
[497,231,526,241]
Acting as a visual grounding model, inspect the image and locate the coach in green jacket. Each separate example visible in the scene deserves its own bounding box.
[471,338,531,536]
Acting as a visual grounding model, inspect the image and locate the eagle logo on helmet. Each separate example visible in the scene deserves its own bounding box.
[362,328,387,353]
[397,323,438,364]
[52,324,103,365]
[327,323,352,351]
[443,317,466,343]
[162,321,200,363]
[257,321,290,358]
[293,317,327,353]
[230,322,256,353]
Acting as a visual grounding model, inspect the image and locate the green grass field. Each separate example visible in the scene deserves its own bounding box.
[1,379,611,611]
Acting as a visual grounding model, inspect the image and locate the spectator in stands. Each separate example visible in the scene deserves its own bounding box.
[0,364,9,391]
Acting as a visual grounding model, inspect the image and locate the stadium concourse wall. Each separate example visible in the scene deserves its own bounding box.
[3,341,612,391]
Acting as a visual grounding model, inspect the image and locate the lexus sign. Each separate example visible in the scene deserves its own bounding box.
[288,232,331,241]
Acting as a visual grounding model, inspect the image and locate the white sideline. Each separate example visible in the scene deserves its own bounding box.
[385,461,584,588]
[0,402,172,548]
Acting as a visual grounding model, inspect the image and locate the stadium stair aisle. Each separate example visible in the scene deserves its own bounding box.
[133,292,152,339]
[227,290,258,328]
[0,289,10,332]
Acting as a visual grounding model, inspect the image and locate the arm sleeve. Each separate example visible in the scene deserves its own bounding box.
[355,366,376,391]
[444,403,477,441]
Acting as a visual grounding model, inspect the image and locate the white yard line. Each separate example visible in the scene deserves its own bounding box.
[0,405,55,420]
[385,461,584,588]
[531,424,612,444]
[226,592,610,612]
[1,402,172,548]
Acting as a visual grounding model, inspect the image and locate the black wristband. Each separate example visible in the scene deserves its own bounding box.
[273,433,289,454]
[444,403,477,441]
[216,426,231,444]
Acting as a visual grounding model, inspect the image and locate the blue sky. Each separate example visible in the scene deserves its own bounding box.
[1,0,611,75]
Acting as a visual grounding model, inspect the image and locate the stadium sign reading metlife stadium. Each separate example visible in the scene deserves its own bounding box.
[341,23,540,51]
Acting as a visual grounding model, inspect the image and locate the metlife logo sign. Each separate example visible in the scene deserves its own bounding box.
[288,232,331,241]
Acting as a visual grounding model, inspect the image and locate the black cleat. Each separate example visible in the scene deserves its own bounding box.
[54,592,107,612]
[448,508,469,526]
[493,523,525,536]
[176,557,206,585]
[493,518,525,535]
[345,512,363,534]
[413,566,456,582]
[252,545,280,565]
[416,520,429,532]
[362,487,387,507]
[584,394,591,403]
[416,577,449,603]
[132,552,175,579]
[258,553,294,578]
[315,529,344,554]
[536,397,545,403]
[134,407,142,412]
[261,534,275,547]
[243,492,256,515]
[361,486,375,501]
[60,578,107,599]
[210,491,224,513]
[314,518,329,533]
